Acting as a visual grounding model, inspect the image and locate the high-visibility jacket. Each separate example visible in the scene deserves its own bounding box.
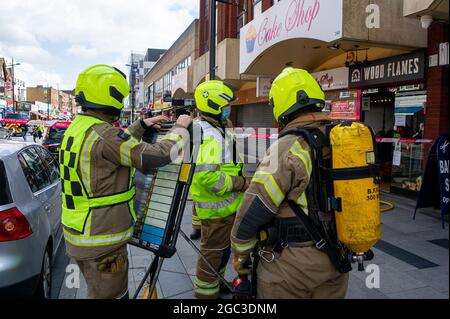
[190,119,244,220]
[60,115,136,246]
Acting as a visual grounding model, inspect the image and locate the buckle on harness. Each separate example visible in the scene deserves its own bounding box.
[259,248,275,263]
[315,239,327,250]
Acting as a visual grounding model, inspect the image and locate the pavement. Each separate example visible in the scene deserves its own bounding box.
[56,191,449,300]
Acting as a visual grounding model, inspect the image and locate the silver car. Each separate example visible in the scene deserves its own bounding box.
[0,140,63,298]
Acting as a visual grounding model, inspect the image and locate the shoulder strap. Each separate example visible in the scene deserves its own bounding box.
[287,200,352,274]
[280,127,330,219]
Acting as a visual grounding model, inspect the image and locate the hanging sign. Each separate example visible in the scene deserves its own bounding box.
[349,50,426,88]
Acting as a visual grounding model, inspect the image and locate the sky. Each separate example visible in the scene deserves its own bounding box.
[0,0,199,90]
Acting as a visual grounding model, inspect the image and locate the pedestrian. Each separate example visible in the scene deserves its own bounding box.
[231,68,349,299]
[32,126,38,143]
[190,80,249,299]
[60,64,192,299]
[37,126,43,140]
[21,124,28,142]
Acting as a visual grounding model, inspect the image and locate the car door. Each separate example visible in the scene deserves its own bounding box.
[35,146,63,247]
[18,148,56,238]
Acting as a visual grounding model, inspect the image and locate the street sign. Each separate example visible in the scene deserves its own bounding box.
[415,134,449,228]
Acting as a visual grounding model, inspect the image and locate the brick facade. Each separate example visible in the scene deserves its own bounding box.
[424,21,449,141]
[199,0,243,57]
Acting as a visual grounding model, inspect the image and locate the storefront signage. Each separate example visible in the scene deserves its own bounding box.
[330,100,359,121]
[239,0,343,73]
[349,50,426,88]
[362,97,371,111]
[312,67,349,91]
[256,76,275,97]
[394,114,406,127]
[415,134,449,228]
[439,42,449,66]
[394,94,426,115]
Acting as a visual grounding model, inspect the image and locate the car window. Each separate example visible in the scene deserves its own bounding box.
[19,148,52,193]
[36,146,60,183]
[0,160,12,205]
[48,128,66,141]
[18,154,40,193]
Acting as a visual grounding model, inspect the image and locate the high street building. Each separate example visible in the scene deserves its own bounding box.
[144,20,199,112]
[26,85,77,120]
[125,49,166,122]
[188,0,448,199]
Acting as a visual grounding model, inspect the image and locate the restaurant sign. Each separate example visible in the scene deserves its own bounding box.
[349,50,426,88]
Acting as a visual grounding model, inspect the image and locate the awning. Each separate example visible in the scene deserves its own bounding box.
[30,111,47,118]
[0,118,29,125]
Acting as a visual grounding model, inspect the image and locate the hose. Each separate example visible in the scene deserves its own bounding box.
[380,200,394,213]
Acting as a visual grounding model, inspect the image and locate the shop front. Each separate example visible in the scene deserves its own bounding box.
[349,50,429,197]
[312,67,361,122]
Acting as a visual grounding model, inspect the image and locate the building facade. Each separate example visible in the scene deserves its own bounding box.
[26,85,77,119]
[144,20,199,111]
[124,49,167,121]
[190,0,448,198]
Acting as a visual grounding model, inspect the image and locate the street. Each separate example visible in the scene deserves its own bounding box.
[55,193,448,299]
[1,0,449,305]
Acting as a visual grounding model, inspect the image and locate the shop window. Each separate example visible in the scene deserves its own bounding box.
[253,0,262,18]
[237,11,245,38]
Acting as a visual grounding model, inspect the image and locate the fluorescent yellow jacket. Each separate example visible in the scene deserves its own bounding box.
[190,118,245,220]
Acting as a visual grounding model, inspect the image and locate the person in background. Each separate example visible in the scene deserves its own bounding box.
[37,126,43,140]
[21,124,28,142]
[32,126,38,143]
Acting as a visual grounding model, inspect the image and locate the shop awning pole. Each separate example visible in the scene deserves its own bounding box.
[209,0,216,80]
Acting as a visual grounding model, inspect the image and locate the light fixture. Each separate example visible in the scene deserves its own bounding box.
[327,43,341,50]
[420,15,433,29]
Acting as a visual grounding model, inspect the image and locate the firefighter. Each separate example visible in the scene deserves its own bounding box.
[231,67,349,299]
[190,80,249,299]
[60,64,192,299]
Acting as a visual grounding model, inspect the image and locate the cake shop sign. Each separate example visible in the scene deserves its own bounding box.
[240,0,343,73]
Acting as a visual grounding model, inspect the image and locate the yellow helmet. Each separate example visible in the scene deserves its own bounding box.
[194,80,237,115]
[75,64,130,116]
[269,67,325,124]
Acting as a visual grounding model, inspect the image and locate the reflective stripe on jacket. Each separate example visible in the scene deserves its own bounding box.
[190,119,244,220]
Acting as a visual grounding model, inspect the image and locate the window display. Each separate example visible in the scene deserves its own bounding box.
[391,142,424,193]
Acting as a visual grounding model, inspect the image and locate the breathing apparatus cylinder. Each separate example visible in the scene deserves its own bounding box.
[329,122,381,264]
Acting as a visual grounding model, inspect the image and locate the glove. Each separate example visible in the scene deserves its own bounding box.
[233,254,252,276]
[98,254,127,273]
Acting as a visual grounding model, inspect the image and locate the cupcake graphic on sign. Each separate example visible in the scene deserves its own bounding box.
[246,24,257,53]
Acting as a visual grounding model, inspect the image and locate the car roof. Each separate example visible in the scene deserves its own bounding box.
[0,140,37,157]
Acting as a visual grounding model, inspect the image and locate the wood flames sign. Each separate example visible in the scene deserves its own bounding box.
[239,0,343,73]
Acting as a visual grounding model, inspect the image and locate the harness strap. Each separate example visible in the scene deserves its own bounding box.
[287,200,352,274]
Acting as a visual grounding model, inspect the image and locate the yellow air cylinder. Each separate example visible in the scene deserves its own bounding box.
[330,122,381,253]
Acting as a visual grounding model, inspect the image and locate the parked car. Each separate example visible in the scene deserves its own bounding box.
[42,121,71,159]
[0,140,63,298]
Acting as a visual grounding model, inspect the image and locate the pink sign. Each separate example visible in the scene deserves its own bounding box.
[240,0,343,73]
